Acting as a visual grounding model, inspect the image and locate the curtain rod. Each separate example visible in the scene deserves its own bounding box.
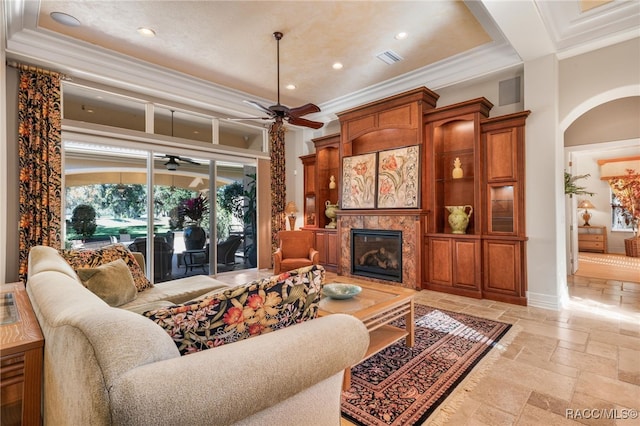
[6,60,69,80]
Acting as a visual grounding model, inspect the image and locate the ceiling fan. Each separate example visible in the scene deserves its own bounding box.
[157,155,201,171]
[240,31,324,130]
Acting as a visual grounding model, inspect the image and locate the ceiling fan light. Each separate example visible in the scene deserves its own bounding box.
[165,158,179,170]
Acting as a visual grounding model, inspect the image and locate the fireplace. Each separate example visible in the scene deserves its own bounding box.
[351,229,402,282]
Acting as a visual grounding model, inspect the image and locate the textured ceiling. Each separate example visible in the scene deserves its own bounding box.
[37,1,492,107]
[5,0,638,126]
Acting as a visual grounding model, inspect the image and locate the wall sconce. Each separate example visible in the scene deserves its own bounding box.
[329,175,336,189]
[285,201,298,230]
[577,199,595,226]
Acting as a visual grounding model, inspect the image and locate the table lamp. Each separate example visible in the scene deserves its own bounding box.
[577,199,595,226]
[285,201,298,230]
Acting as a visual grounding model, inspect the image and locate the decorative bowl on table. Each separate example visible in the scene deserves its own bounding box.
[322,283,362,300]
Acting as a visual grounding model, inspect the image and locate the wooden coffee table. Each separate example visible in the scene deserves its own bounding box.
[318,280,416,390]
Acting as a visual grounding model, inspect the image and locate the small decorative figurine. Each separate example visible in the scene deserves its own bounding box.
[452,157,463,179]
[329,175,336,189]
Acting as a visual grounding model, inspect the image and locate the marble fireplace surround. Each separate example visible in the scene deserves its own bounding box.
[337,211,424,289]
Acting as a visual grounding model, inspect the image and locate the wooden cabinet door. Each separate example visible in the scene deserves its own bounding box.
[426,237,481,297]
[485,127,518,182]
[452,239,481,290]
[326,231,338,266]
[315,232,328,265]
[482,240,526,305]
[428,237,452,286]
[315,230,338,271]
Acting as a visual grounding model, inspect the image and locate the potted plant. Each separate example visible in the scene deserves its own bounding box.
[564,172,595,198]
[609,169,640,256]
[180,194,209,250]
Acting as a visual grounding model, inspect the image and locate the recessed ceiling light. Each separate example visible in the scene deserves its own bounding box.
[286,84,296,90]
[137,27,156,37]
[332,62,343,70]
[395,32,408,40]
[50,12,81,27]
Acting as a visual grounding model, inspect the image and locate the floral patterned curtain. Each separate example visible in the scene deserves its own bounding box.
[270,121,287,256]
[17,68,63,281]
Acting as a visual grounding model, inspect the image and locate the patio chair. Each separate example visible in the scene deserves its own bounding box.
[129,236,174,282]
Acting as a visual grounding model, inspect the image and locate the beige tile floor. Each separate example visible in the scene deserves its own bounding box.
[215,267,640,425]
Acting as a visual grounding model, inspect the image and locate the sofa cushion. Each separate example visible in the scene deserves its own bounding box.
[60,244,152,292]
[124,300,176,315]
[77,259,138,307]
[118,275,230,311]
[142,265,325,355]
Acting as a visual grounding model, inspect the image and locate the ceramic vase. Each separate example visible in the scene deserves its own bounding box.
[445,205,473,234]
[325,201,338,229]
[184,225,206,250]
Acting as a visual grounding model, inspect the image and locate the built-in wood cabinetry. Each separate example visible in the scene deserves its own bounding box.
[424,101,529,305]
[301,134,340,271]
[480,112,529,305]
[301,87,530,305]
[424,99,491,299]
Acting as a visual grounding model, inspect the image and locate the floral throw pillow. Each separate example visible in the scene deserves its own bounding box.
[60,244,153,292]
[142,264,325,355]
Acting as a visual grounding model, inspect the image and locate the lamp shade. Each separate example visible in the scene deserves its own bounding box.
[285,201,298,215]
[577,200,595,209]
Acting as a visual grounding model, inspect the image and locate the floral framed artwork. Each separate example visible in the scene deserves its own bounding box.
[377,145,420,208]
[342,153,377,209]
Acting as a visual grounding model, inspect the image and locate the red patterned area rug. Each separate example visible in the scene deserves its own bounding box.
[341,304,513,426]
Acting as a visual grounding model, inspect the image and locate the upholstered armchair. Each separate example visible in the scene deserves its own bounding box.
[273,230,319,274]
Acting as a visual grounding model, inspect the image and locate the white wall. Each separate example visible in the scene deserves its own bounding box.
[524,54,567,309]
[435,66,524,117]
[0,5,7,283]
[560,38,640,129]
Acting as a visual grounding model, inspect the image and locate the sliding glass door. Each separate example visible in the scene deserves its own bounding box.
[64,143,258,281]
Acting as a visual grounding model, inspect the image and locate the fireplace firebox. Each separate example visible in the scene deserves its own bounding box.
[351,229,402,282]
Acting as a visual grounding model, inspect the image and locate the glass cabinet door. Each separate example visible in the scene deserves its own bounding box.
[488,184,515,233]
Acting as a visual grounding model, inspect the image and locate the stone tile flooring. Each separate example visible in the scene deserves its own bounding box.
[215,268,640,425]
[413,274,639,425]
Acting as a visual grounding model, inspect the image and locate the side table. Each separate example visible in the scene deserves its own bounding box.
[578,225,607,253]
[182,249,207,274]
[1,282,44,426]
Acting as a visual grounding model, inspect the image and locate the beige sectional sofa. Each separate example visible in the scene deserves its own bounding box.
[26,245,369,425]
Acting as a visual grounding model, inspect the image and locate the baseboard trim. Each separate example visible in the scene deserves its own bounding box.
[526,291,563,310]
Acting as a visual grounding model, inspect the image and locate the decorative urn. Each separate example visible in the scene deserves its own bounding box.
[445,205,473,234]
[325,201,338,229]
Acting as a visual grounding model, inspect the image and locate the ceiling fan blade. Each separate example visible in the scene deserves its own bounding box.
[289,103,321,118]
[244,100,274,116]
[287,116,324,129]
[226,117,269,121]
[181,157,201,165]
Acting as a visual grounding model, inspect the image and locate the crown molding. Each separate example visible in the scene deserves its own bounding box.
[536,0,640,51]
[4,0,522,131]
[318,41,521,121]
